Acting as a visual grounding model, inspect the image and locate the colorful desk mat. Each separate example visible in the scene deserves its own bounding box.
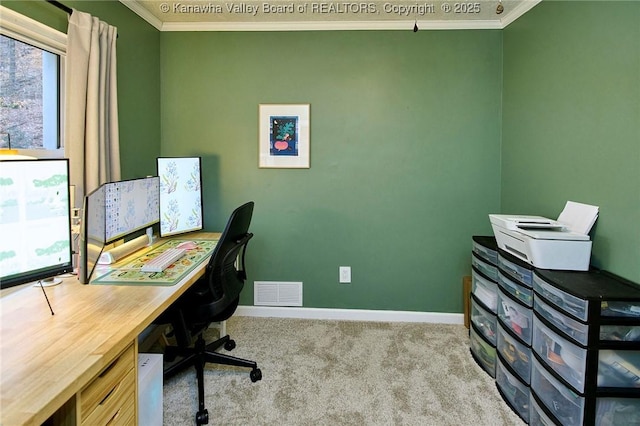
[92,239,218,286]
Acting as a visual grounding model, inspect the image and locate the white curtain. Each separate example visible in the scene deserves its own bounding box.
[64,9,120,204]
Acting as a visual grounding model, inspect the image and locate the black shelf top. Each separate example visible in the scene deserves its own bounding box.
[535,268,640,301]
[497,247,534,270]
[472,235,497,251]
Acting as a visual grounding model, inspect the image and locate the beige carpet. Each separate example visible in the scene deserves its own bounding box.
[162,316,526,425]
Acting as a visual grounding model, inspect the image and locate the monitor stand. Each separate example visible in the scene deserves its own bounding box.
[33,277,63,287]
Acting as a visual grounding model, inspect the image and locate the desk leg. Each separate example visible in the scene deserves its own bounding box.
[46,397,77,426]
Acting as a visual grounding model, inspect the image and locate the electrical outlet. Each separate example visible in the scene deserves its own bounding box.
[339,266,351,284]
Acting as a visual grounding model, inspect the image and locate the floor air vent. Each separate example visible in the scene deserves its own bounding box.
[254,281,303,306]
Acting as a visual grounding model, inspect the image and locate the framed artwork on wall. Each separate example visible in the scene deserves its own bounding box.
[259,104,310,168]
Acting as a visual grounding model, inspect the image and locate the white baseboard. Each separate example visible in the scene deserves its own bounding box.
[235,305,464,325]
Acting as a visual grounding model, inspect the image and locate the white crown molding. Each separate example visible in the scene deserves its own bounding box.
[499,0,542,27]
[160,18,504,32]
[236,305,464,324]
[120,0,541,32]
[0,5,66,55]
[119,0,164,30]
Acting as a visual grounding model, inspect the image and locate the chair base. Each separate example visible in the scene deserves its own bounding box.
[164,333,262,425]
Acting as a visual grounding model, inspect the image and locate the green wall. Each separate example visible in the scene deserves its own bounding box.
[502,1,640,283]
[160,30,503,312]
[2,0,161,179]
[7,0,637,311]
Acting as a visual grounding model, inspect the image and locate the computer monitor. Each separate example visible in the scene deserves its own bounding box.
[79,185,106,284]
[0,159,74,289]
[78,176,159,283]
[104,176,160,243]
[157,157,203,237]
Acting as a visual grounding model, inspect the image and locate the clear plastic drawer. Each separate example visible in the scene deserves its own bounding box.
[533,273,589,321]
[598,350,640,388]
[470,326,496,378]
[472,252,498,282]
[472,269,498,313]
[533,316,587,393]
[601,300,640,318]
[596,397,640,425]
[529,394,557,426]
[498,271,533,307]
[497,324,532,384]
[531,358,585,426]
[498,253,533,287]
[600,325,640,342]
[498,290,533,344]
[471,296,497,345]
[534,297,588,346]
[472,238,498,265]
[496,358,530,422]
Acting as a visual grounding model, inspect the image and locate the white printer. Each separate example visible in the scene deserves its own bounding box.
[489,201,599,271]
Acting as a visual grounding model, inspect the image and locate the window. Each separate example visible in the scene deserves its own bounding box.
[0,6,66,158]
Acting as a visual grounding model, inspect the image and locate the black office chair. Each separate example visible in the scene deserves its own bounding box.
[158,201,262,425]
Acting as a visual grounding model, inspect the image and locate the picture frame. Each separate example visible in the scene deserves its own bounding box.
[259,104,310,168]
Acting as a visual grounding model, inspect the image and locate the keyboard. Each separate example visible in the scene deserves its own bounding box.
[141,248,186,272]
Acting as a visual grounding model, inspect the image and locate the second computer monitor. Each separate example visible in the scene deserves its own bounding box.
[157,157,203,237]
[105,176,160,243]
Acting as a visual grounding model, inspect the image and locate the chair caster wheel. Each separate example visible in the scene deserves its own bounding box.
[250,368,262,382]
[196,409,209,425]
[224,339,236,351]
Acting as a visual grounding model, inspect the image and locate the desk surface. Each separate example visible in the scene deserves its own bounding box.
[0,232,220,426]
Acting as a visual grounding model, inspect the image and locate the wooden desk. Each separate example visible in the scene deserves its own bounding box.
[0,233,220,426]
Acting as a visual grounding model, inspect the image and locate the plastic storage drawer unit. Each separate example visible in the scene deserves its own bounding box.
[533,272,589,321]
[532,314,587,393]
[470,325,497,378]
[600,324,640,342]
[471,295,497,345]
[498,290,533,344]
[531,357,585,426]
[534,315,640,393]
[498,270,533,308]
[472,235,498,265]
[498,251,533,287]
[497,324,531,384]
[472,269,498,313]
[496,357,530,422]
[596,397,640,424]
[597,350,640,388]
[472,251,498,282]
[529,393,557,426]
[534,296,589,346]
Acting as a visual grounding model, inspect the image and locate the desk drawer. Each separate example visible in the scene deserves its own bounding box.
[82,369,136,426]
[80,344,136,425]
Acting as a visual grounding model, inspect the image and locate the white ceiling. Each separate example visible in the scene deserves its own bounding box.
[119,0,541,31]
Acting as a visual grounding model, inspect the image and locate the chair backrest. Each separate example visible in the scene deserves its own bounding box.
[203,201,254,315]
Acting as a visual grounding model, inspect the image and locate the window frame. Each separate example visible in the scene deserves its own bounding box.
[0,6,67,158]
